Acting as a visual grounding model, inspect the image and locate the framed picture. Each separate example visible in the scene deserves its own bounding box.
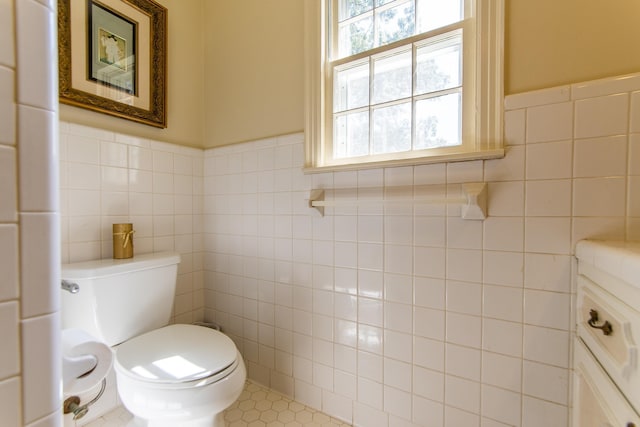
[59,0,167,128]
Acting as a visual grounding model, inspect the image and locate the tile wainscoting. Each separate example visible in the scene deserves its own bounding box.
[58,122,206,325]
[203,73,640,427]
[58,71,640,427]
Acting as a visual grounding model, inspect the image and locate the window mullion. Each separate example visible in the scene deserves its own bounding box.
[411,41,417,151]
[415,86,463,101]
[334,105,370,117]
[412,0,417,37]
[373,1,378,51]
[372,96,413,110]
[369,57,374,156]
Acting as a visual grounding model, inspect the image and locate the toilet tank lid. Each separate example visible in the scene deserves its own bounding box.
[61,252,181,279]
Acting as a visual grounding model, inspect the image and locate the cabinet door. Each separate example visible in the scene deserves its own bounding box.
[573,339,640,427]
[578,275,640,404]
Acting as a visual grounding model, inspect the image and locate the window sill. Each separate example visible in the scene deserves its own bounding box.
[302,148,505,174]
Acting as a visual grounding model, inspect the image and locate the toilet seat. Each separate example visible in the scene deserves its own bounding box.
[114,324,239,389]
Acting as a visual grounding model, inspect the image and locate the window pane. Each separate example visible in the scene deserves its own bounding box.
[415,35,461,95]
[372,102,411,154]
[416,0,463,33]
[334,61,370,112]
[339,16,374,57]
[375,0,397,7]
[376,1,415,47]
[415,92,461,149]
[339,0,373,21]
[334,111,370,158]
[372,49,411,104]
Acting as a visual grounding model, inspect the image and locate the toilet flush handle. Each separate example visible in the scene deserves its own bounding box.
[61,280,80,294]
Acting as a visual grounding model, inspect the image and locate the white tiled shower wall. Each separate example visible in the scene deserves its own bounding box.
[0,0,61,426]
[203,73,640,427]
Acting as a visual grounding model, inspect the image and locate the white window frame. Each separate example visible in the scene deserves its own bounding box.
[304,0,505,172]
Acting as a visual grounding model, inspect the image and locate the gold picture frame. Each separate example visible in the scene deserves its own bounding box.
[59,0,167,128]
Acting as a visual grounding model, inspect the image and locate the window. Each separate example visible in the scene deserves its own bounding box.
[304,0,504,171]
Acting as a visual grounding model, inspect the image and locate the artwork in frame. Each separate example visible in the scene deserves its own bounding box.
[59,0,167,128]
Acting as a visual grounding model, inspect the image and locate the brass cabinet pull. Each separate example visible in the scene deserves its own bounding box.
[588,309,613,336]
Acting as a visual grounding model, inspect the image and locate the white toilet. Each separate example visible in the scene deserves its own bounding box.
[61,252,246,427]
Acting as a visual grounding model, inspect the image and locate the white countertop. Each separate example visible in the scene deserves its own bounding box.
[576,240,640,291]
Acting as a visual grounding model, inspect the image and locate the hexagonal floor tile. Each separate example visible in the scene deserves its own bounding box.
[82,380,352,427]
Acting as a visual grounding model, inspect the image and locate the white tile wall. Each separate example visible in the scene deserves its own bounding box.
[15,0,57,111]
[57,125,205,425]
[203,72,640,427]
[4,58,636,425]
[1,0,61,425]
[59,122,205,326]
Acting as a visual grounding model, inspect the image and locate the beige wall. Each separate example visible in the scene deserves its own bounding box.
[202,0,639,146]
[203,0,304,148]
[506,0,640,94]
[59,0,640,148]
[59,0,205,148]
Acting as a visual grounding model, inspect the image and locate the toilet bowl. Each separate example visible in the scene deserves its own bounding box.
[115,324,246,427]
[61,252,246,426]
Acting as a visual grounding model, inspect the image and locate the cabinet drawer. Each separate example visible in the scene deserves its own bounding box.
[573,338,640,427]
[577,275,640,413]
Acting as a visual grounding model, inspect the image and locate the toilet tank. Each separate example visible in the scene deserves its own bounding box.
[61,252,181,346]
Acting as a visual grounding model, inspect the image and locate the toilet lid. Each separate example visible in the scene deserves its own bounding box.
[115,324,237,384]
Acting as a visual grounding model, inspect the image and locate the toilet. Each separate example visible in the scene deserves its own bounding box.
[61,252,246,426]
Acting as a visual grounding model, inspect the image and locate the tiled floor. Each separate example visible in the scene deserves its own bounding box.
[82,381,352,427]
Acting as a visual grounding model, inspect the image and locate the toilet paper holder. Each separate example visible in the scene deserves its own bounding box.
[63,378,106,420]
